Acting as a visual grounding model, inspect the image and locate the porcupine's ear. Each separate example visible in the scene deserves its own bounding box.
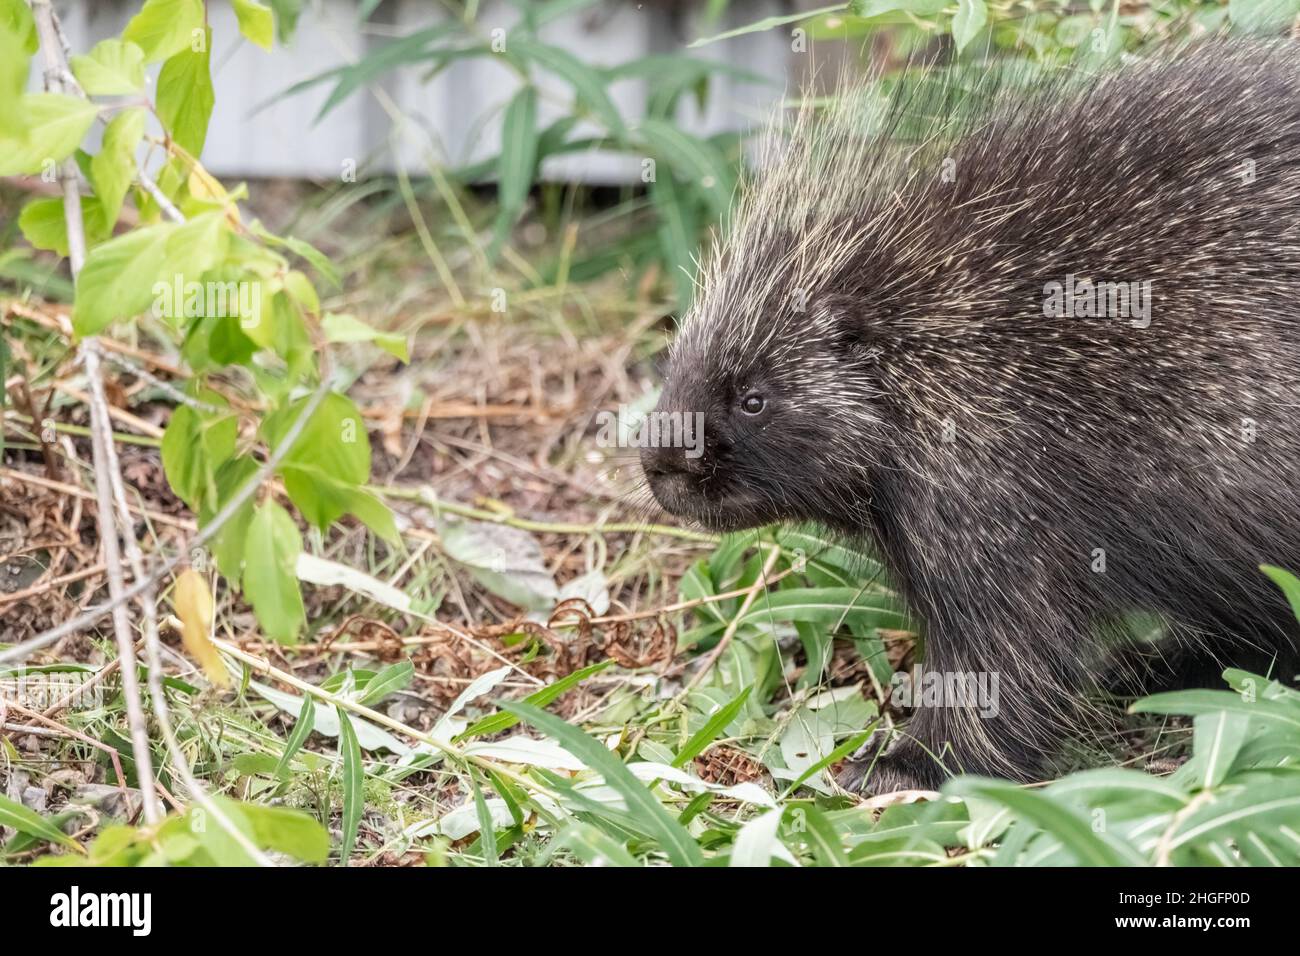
[814,293,882,361]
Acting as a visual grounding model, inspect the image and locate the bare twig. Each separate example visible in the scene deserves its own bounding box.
[93,362,272,864]
[0,377,334,666]
[31,0,163,826]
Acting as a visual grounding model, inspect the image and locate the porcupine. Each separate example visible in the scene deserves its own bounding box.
[639,40,1300,793]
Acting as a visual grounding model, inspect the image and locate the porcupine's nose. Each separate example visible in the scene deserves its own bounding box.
[640,414,707,515]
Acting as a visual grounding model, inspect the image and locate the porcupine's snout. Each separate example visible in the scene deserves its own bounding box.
[639,429,704,517]
[638,373,719,524]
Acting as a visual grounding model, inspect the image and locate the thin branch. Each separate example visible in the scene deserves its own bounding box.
[0,377,334,666]
[31,0,162,826]
[92,348,271,864]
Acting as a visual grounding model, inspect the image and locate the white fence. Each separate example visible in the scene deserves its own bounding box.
[53,0,798,183]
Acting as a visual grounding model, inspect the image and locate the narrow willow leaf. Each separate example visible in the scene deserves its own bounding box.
[274,695,316,777]
[948,779,1144,866]
[689,3,846,47]
[1261,564,1300,623]
[797,804,850,866]
[1193,710,1250,789]
[457,660,613,740]
[470,773,500,866]
[554,822,640,867]
[0,794,80,851]
[336,708,364,865]
[730,808,796,867]
[651,171,697,309]
[491,85,538,256]
[502,700,704,866]
[1133,689,1300,734]
[356,660,414,707]
[509,36,626,137]
[673,686,750,768]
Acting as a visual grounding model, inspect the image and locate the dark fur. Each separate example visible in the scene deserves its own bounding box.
[642,41,1300,792]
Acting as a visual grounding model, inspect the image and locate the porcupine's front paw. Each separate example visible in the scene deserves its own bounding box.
[835,747,947,795]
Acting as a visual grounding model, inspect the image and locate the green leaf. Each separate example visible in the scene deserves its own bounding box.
[92,108,145,226]
[673,686,750,768]
[437,516,557,611]
[1163,778,1300,862]
[509,36,626,137]
[553,821,641,867]
[18,196,110,257]
[635,118,733,213]
[321,312,409,362]
[0,0,37,56]
[268,0,304,43]
[0,794,79,850]
[470,773,500,866]
[356,660,414,707]
[0,94,99,177]
[229,800,329,864]
[946,779,1145,866]
[1228,0,1300,32]
[491,85,538,256]
[457,660,614,740]
[689,3,846,46]
[281,467,398,543]
[160,404,238,512]
[502,700,704,866]
[336,708,364,864]
[274,695,316,777]
[242,501,306,643]
[1261,564,1300,623]
[72,212,229,335]
[1193,710,1250,789]
[157,35,214,156]
[952,0,988,52]
[0,18,29,139]
[651,172,698,309]
[265,391,370,486]
[71,39,147,95]
[797,804,851,866]
[233,0,275,50]
[1133,689,1300,734]
[123,0,206,63]
[739,587,905,629]
[274,233,342,288]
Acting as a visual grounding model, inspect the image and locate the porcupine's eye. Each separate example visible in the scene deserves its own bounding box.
[739,392,765,416]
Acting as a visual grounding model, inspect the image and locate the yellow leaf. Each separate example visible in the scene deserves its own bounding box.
[174,569,230,688]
